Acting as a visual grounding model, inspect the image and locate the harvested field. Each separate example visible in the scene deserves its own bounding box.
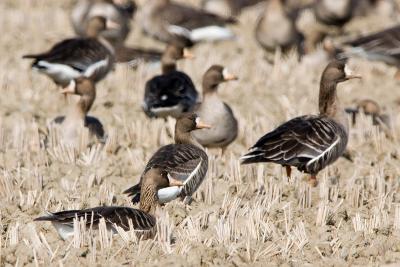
[1,0,400,266]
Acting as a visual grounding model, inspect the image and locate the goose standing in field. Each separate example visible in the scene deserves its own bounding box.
[201,0,266,17]
[192,65,238,152]
[71,0,136,45]
[23,16,115,87]
[240,60,361,186]
[255,0,304,55]
[140,0,237,46]
[336,25,400,78]
[142,44,198,119]
[34,206,156,240]
[51,77,105,144]
[124,113,210,204]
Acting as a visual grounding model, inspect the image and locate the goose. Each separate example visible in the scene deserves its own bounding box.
[71,0,136,45]
[124,112,210,204]
[142,44,198,119]
[51,77,105,144]
[140,0,237,47]
[201,0,266,17]
[313,0,354,27]
[114,45,162,67]
[336,24,400,78]
[240,60,361,186]
[23,16,115,87]
[254,0,304,55]
[192,65,238,151]
[34,206,155,240]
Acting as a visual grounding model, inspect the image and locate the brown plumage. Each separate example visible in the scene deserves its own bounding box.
[140,0,236,46]
[142,44,198,119]
[124,113,210,204]
[23,16,115,87]
[192,65,239,150]
[52,77,105,142]
[201,0,266,17]
[34,206,156,240]
[241,60,361,186]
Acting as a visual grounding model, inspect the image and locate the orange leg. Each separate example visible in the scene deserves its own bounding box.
[285,166,292,178]
[309,175,318,187]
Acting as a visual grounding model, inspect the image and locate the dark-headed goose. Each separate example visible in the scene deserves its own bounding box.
[241,60,361,186]
[34,206,155,240]
[255,0,304,55]
[52,77,105,144]
[142,44,198,119]
[71,0,136,45]
[23,16,115,87]
[192,65,238,151]
[140,0,237,46]
[124,113,210,204]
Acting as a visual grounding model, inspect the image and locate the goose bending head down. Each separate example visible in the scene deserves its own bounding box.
[124,113,210,204]
[240,60,361,186]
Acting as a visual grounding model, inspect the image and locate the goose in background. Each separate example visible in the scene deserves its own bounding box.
[71,0,136,45]
[23,16,115,87]
[142,44,198,119]
[124,113,210,205]
[240,60,361,186]
[140,0,237,47]
[255,0,304,56]
[201,0,266,17]
[51,77,105,145]
[192,65,238,152]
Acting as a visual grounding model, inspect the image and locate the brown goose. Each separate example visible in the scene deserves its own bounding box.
[192,65,238,151]
[124,113,210,204]
[71,0,136,45]
[255,0,304,55]
[201,0,266,17]
[52,77,105,143]
[240,60,361,186]
[313,0,354,27]
[23,16,115,87]
[34,206,155,240]
[142,44,198,119]
[337,25,400,78]
[34,168,179,240]
[140,0,236,47]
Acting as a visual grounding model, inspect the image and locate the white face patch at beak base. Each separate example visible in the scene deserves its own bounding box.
[195,117,200,126]
[344,64,353,77]
[222,68,230,79]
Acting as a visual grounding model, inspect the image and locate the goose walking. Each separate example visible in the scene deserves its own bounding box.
[192,65,238,151]
[51,77,105,144]
[140,0,237,47]
[23,16,115,87]
[124,113,210,204]
[240,60,361,186]
[142,44,198,119]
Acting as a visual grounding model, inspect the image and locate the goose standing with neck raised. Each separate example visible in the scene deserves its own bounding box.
[52,77,105,145]
[124,113,210,204]
[192,65,238,152]
[240,60,361,186]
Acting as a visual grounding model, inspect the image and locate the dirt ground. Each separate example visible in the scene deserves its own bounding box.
[2,0,400,266]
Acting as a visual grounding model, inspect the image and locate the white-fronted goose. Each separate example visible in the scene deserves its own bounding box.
[142,44,198,119]
[124,113,210,204]
[34,206,155,240]
[52,77,105,143]
[201,0,266,17]
[71,0,136,45]
[140,0,237,46]
[313,0,354,27]
[23,16,115,87]
[337,25,400,77]
[255,0,304,55]
[114,45,162,66]
[192,65,238,151]
[240,60,361,186]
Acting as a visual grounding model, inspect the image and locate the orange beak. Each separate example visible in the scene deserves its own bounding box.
[183,48,195,59]
[195,118,211,129]
[222,68,238,81]
[60,80,76,95]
